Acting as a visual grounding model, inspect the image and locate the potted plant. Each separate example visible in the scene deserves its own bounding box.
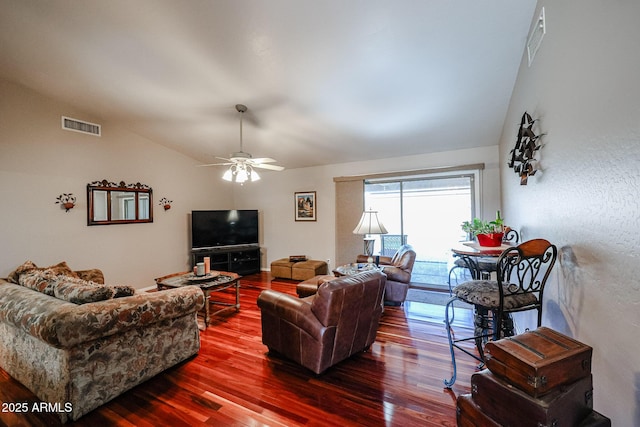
[461,211,504,247]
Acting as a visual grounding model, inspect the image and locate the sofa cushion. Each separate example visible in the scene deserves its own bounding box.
[453,279,538,309]
[53,277,115,304]
[8,260,79,284]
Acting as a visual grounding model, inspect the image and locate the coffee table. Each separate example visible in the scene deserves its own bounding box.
[155,270,240,329]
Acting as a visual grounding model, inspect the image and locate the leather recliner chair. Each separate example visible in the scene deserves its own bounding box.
[257,270,386,374]
[357,244,416,305]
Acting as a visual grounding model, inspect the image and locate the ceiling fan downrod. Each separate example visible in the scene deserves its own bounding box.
[236,104,247,154]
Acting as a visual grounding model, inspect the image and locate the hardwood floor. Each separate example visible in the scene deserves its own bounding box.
[0,273,479,426]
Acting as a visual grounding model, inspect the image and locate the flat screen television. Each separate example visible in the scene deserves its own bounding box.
[191,210,259,250]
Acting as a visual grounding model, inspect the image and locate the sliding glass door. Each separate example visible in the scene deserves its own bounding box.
[364,172,478,287]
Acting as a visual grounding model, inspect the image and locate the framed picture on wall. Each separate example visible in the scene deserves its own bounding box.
[295,191,316,221]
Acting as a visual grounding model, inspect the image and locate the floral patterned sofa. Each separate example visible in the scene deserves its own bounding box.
[0,261,204,423]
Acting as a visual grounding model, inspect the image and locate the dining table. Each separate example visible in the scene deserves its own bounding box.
[451,241,514,280]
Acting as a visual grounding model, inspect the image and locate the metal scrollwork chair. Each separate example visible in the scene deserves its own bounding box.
[447,228,520,294]
[443,238,557,388]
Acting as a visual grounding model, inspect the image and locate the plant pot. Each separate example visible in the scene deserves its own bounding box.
[476,232,504,247]
[63,202,75,211]
[163,204,171,211]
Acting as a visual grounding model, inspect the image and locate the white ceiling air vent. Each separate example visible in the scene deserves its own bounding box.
[61,116,101,137]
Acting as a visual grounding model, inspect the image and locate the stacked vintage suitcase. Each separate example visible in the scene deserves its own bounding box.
[456,327,611,426]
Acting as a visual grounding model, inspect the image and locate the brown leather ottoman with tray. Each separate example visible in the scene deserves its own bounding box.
[270,258,297,279]
[291,259,328,281]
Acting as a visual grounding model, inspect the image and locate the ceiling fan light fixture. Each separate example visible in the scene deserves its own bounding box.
[222,167,234,182]
[236,166,249,183]
[250,167,261,182]
[205,103,284,183]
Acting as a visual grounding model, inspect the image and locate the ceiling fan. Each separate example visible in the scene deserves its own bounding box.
[199,104,284,184]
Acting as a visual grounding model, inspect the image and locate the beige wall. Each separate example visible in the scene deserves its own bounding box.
[0,80,232,287]
[234,146,501,272]
[499,1,640,424]
[0,78,501,286]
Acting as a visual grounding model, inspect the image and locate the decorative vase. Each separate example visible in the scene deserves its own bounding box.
[163,204,171,211]
[476,232,504,247]
[63,202,75,212]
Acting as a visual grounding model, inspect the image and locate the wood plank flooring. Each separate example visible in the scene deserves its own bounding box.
[0,273,479,426]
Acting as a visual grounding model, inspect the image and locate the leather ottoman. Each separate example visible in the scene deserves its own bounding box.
[296,274,337,297]
[270,258,296,279]
[292,260,328,281]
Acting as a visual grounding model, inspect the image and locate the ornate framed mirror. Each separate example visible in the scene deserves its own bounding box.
[87,180,153,225]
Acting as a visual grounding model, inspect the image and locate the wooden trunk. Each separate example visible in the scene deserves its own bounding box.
[456,394,500,427]
[471,369,593,427]
[485,326,592,397]
[578,411,612,427]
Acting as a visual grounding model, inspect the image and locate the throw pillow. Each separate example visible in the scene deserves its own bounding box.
[53,277,115,304]
[7,260,79,284]
[109,284,136,298]
[7,260,38,283]
[75,269,105,284]
[46,261,79,279]
[18,269,57,295]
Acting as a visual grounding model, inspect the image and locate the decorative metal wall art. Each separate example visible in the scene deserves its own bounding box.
[55,193,76,212]
[508,112,544,185]
[159,197,173,211]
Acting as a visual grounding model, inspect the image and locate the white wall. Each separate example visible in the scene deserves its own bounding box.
[0,79,232,288]
[499,1,640,424]
[234,146,501,272]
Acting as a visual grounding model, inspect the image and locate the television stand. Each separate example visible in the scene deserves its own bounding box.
[191,244,260,276]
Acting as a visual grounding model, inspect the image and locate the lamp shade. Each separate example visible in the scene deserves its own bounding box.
[352,210,388,235]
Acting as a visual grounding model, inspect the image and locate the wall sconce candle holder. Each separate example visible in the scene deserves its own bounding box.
[507,112,545,185]
[55,193,76,212]
[159,197,173,211]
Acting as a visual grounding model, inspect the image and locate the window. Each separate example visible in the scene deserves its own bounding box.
[364,169,480,287]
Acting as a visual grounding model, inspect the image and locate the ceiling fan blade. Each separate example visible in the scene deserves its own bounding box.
[250,157,277,164]
[215,156,233,162]
[252,163,285,171]
[197,162,233,167]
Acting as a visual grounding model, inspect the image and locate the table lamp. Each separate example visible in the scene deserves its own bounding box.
[352,209,388,264]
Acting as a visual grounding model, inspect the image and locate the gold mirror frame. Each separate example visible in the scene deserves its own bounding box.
[87,179,153,225]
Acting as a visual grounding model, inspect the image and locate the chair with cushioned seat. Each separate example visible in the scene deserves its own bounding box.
[443,238,557,387]
[357,244,416,305]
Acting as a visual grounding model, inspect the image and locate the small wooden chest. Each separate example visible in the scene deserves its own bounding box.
[456,394,500,427]
[471,369,593,427]
[578,410,612,426]
[485,327,592,397]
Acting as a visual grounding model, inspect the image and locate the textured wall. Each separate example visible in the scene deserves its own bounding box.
[499,1,640,424]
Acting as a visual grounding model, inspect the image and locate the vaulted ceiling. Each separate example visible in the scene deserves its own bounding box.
[0,0,537,170]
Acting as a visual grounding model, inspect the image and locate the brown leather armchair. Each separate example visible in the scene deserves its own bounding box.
[357,244,416,305]
[257,270,386,374]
